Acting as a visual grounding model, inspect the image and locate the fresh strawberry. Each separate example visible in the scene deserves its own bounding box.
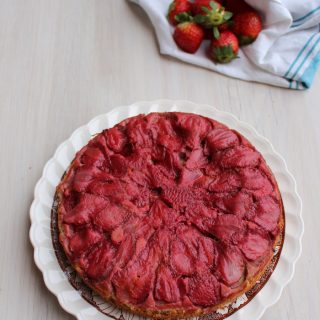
[209,30,239,63]
[191,0,222,16]
[193,1,233,39]
[224,0,253,14]
[232,11,262,45]
[168,0,192,25]
[173,22,205,53]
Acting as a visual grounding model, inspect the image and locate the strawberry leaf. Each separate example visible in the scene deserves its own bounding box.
[194,14,206,23]
[210,1,217,11]
[175,12,192,23]
[238,35,255,45]
[213,26,220,39]
[201,6,212,14]
[212,44,236,63]
[223,11,233,21]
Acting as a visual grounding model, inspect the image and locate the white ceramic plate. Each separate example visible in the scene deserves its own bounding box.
[29,100,303,320]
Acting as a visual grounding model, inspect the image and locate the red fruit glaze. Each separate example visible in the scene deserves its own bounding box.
[57,112,283,315]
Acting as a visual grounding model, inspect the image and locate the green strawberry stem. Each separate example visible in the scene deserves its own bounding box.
[195,2,233,28]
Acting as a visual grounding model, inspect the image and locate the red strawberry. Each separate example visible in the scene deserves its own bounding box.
[232,11,262,45]
[173,22,205,53]
[191,0,222,16]
[209,31,239,63]
[224,0,253,14]
[168,0,192,25]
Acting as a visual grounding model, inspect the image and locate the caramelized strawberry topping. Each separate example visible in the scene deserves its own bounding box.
[58,112,282,310]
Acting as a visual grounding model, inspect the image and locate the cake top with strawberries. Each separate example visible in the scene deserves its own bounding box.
[57,112,283,318]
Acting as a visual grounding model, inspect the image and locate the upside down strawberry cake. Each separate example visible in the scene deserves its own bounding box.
[56,112,284,319]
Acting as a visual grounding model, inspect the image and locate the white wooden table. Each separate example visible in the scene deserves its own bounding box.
[0,1,319,319]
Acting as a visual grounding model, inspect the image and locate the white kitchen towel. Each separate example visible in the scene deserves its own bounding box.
[130,0,320,89]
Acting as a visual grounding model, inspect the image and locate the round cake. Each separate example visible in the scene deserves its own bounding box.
[56,112,284,319]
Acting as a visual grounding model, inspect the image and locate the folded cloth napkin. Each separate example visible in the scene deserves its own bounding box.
[130,0,320,89]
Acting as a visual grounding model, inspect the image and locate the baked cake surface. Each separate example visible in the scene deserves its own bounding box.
[56,112,284,319]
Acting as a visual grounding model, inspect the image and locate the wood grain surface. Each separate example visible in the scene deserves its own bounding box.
[0,0,319,319]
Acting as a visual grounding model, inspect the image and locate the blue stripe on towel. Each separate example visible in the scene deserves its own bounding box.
[300,49,320,88]
[292,6,320,23]
[288,35,320,88]
[284,33,318,78]
[292,6,320,27]
[289,79,293,89]
[291,35,320,80]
